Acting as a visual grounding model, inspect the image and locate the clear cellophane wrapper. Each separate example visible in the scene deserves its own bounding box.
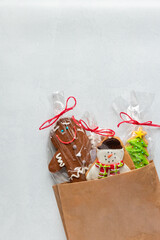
[112,91,155,162]
[48,92,102,184]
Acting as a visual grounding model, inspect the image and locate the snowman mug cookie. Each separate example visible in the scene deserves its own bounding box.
[86,137,132,180]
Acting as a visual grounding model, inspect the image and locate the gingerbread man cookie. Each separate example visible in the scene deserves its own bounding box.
[49,117,92,182]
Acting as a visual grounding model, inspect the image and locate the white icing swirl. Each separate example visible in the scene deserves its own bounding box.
[69,166,88,180]
[56,153,65,167]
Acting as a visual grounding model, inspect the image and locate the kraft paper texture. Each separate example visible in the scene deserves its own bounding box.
[53,162,160,240]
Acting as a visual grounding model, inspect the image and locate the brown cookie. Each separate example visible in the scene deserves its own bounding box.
[49,117,92,182]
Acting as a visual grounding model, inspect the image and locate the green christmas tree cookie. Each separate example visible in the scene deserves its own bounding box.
[125,127,149,169]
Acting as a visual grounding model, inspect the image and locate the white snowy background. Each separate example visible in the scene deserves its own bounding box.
[1,0,160,239]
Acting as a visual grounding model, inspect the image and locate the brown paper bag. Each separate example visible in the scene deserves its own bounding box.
[53,162,160,240]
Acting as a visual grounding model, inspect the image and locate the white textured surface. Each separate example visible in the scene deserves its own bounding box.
[1,1,160,240]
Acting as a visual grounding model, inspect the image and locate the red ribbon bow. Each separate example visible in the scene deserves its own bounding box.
[117,112,160,128]
[39,95,115,136]
[72,116,115,137]
[39,96,77,130]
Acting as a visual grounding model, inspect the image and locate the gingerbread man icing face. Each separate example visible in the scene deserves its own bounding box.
[49,117,92,182]
[52,118,77,145]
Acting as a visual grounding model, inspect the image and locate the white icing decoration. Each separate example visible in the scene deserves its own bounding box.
[76,146,83,157]
[69,167,89,180]
[56,153,65,167]
[61,120,71,125]
[119,164,130,173]
[76,152,81,157]
[53,125,59,132]
[97,148,124,165]
[86,164,100,180]
[77,128,84,133]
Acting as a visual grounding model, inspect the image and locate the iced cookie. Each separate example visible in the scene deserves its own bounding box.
[49,117,92,182]
[125,127,149,169]
[86,137,133,180]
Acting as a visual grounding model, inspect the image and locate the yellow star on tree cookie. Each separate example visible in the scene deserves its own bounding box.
[132,127,147,139]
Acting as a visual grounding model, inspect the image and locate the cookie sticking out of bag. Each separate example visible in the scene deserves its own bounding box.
[49,117,92,182]
[86,137,131,180]
[125,127,149,169]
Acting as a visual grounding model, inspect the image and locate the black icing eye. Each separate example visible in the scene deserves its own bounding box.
[112,160,114,162]
[66,126,69,130]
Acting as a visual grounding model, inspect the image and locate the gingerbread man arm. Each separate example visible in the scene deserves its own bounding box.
[48,150,65,173]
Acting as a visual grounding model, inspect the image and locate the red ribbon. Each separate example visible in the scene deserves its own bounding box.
[117,112,160,128]
[39,96,77,130]
[72,116,115,137]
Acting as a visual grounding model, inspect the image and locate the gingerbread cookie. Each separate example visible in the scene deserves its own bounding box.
[49,117,92,182]
[86,137,132,180]
[125,127,149,169]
